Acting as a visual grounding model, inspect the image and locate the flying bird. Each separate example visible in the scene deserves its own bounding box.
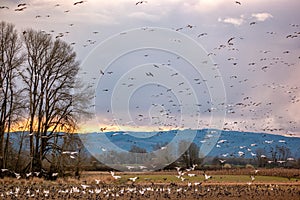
[186,24,195,28]
[219,159,226,164]
[287,157,295,161]
[146,72,154,77]
[15,173,21,179]
[136,1,147,5]
[95,179,101,184]
[251,152,257,157]
[175,27,184,31]
[261,66,269,71]
[128,177,139,182]
[139,165,147,170]
[227,37,235,45]
[238,151,245,156]
[52,172,58,177]
[264,140,273,144]
[26,172,32,178]
[126,166,135,170]
[188,173,196,177]
[194,182,201,186]
[235,1,241,5]
[74,1,85,5]
[277,160,286,164]
[110,171,121,179]
[198,33,208,37]
[204,173,212,180]
[15,7,26,11]
[81,184,90,189]
[17,3,27,7]
[191,164,198,170]
[100,127,107,132]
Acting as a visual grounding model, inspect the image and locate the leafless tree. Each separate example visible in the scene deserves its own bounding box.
[0,21,93,175]
[178,141,200,169]
[152,142,176,168]
[14,127,29,171]
[21,29,91,172]
[255,148,267,167]
[0,21,24,169]
[276,145,291,161]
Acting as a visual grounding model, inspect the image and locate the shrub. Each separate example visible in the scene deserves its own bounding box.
[223,164,232,169]
[245,164,255,169]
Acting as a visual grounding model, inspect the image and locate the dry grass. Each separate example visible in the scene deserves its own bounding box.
[0,169,299,200]
[73,168,300,185]
[0,179,299,200]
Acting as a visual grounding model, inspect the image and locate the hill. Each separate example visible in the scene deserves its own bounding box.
[81,129,300,159]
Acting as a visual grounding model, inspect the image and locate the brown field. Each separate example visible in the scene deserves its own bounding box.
[0,168,299,200]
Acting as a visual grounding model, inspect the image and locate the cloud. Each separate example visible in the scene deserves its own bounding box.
[218,15,245,26]
[218,12,273,26]
[251,12,273,21]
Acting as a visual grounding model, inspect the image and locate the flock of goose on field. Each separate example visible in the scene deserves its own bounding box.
[0,182,298,199]
[0,166,299,199]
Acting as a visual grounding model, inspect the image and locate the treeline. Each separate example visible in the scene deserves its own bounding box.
[199,145,300,169]
[0,21,92,174]
[88,142,300,171]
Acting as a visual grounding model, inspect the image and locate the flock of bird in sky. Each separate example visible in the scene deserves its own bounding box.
[0,0,299,137]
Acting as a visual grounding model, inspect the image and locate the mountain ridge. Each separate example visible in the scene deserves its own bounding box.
[81,129,300,159]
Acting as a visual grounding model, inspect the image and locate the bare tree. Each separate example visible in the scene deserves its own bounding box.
[178,141,200,169]
[154,144,176,169]
[0,21,24,168]
[21,29,91,172]
[255,148,267,167]
[0,21,92,174]
[14,127,29,172]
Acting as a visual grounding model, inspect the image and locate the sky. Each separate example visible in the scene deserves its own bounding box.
[1,0,300,136]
